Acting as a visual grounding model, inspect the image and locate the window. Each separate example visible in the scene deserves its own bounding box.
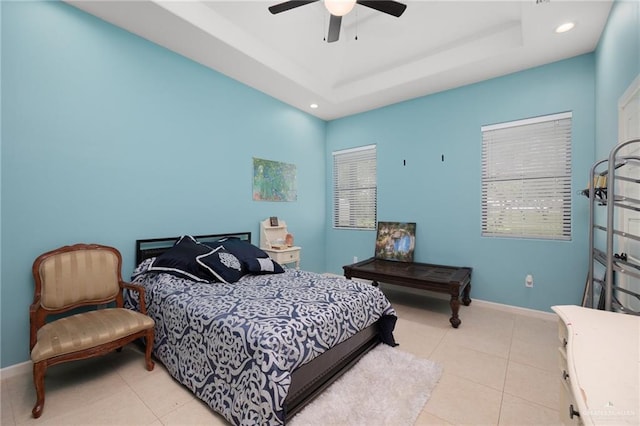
[333,145,377,230]
[481,112,572,240]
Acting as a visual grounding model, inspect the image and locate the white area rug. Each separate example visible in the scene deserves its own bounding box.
[290,344,443,426]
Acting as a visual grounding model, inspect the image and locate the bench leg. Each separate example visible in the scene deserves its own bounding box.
[462,283,471,306]
[449,282,462,328]
[462,282,472,306]
[449,295,461,328]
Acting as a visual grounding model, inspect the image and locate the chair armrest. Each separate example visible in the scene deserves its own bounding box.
[29,298,40,316]
[120,281,148,315]
[29,298,43,350]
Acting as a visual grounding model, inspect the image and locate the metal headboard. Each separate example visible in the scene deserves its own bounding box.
[135,232,252,265]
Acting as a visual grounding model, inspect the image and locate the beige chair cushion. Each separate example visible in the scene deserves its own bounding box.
[38,250,120,310]
[31,308,155,363]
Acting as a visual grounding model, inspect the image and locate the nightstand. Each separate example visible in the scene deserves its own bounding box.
[262,246,301,269]
[259,218,301,269]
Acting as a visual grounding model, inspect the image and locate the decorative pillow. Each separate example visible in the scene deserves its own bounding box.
[214,237,270,259]
[244,257,285,274]
[146,235,212,282]
[197,246,244,284]
[212,237,284,275]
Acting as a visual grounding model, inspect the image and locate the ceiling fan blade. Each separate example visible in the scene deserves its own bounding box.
[327,14,342,43]
[356,1,406,17]
[268,0,319,15]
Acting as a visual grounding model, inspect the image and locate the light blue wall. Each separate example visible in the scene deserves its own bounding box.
[325,54,597,313]
[0,0,3,369]
[2,0,637,369]
[324,0,638,311]
[595,0,640,158]
[0,1,326,368]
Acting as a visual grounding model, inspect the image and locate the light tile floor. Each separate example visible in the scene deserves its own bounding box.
[1,284,562,425]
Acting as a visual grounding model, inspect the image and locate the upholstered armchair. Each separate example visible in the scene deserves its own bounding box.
[29,243,155,418]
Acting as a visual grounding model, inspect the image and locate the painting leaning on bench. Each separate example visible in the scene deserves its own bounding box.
[375,222,416,262]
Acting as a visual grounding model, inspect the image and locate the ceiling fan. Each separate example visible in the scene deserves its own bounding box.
[268,0,407,43]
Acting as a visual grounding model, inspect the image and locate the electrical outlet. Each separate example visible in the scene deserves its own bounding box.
[353,256,358,263]
[525,274,534,288]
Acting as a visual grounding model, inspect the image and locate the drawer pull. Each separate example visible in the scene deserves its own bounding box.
[569,404,580,419]
[563,370,569,380]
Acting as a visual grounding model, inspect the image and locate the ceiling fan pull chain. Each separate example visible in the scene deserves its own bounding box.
[323,10,326,41]
[355,7,359,40]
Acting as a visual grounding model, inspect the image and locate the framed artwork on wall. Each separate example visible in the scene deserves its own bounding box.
[374,222,416,262]
[253,157,297,202]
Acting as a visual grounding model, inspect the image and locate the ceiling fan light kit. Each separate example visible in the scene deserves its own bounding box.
[269,0,407,43]
[324,0,356,17]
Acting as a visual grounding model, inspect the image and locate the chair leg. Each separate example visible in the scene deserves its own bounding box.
[144,330,155,371]
[32,361,46,418]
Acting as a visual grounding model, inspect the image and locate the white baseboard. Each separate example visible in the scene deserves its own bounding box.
[0,360,31,380]
[470,298,556,321]
[377,282,557,321]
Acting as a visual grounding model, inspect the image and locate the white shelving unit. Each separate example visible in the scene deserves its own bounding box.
[259,218,301,269]
[585,138,640,313]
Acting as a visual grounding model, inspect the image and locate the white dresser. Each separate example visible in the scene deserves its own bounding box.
[551,305,640,425]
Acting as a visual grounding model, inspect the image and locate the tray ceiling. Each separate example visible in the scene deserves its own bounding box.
[67,1,613,120]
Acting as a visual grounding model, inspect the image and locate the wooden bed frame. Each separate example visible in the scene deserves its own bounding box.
[135,232,381,422]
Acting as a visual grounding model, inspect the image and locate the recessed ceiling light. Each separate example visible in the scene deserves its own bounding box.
[555,22,575,33]
[310,103,319,109]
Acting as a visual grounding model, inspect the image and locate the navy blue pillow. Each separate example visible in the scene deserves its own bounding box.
[214,237,269,259]
[147,235,212,282]
[244,257,285,274]
[213,237,284,274]
[197,246,244,284]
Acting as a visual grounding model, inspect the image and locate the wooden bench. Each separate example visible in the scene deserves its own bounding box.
[343,257,472,328]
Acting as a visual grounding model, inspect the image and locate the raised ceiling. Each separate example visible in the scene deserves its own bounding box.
[67,1,613,120]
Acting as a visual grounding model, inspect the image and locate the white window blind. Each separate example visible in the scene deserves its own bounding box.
[481,112,572,240]
[333,145,377,230]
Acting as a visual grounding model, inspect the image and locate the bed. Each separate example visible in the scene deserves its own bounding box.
[125,232,397,425]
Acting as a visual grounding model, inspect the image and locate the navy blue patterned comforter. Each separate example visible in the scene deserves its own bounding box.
[125,260,396,425]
